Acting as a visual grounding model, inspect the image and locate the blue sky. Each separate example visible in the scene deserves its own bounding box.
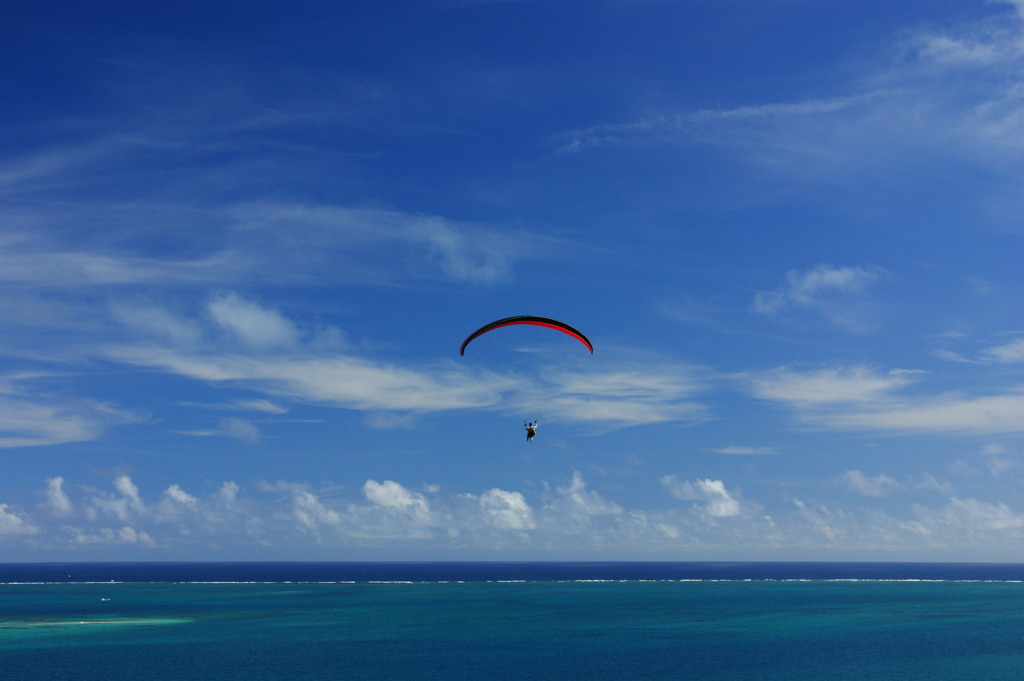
[1,0,1021,562]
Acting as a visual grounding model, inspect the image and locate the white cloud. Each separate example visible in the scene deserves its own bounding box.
[227,203,525,287]
[554,92,881,154]
[936,336,1024,364]
[555,471,623,518]
[753,265,883,330]
[560,3,1024,166]
[0,196,539,292]
[791,498,843,542]
[162,484,200,512]
[70,525,156,546]
[106,312,709,428]
[754,264,881,313]
[0,247,231,288]
[0,504,38,536]
[363,480,437,529]
[827,391,1024,434]
[44,477,73,516]
[207,292,303,351]
[917,497,1024,532]
[179,398,289,414]
[231,399,289,414]
[0,379,139,448]
[662,476,742,518]
[107,297,714,429]
[115,476,144,510]
[747,366,1024,435]
[291,490,343,533]
[109,300,205,347]
[553,2,1023,236]
[408,215,513,286]
[711,446,775,455]
[181,418,263,444]
[840,470,903,497]
[108,345,496,413]
[542,364,712,429]
[8,472,1023,560]
[983,338,1024,363]
[746,366,913,406]
[90,475,146,522]
[479,489,536,530]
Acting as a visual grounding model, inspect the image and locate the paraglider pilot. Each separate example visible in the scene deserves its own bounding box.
[525,421,538,442]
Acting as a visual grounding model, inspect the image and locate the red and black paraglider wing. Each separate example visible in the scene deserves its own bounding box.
[459,316,593,356]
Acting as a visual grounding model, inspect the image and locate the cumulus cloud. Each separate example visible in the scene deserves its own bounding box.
[362,480,438,532]
[44,477,73,516]
[662,476,742,518]
[556,471,623,518]
[479,489,536,530]
[162,484,200,512]
[0,504,38,536]
[291,490,343,534]
[4,471,1021,560]
[791,498,844,542]
[70,525,156,546]
[916,497,1024,533]
[89,475,146,522]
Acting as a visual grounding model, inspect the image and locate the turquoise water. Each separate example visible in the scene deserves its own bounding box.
[2,564,1022,680]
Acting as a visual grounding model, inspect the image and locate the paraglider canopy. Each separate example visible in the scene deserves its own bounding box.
[459,315,593,356]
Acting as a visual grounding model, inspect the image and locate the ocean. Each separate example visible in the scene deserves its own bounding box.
[1,562,1022,680]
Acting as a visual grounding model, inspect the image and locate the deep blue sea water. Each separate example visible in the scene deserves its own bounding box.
[2,563,1022,680]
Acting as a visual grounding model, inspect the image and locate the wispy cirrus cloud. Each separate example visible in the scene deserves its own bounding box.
[180,418,263,444]
[983,337,1024,363]
[709,446,775,455]
[840,470,904,497]
[745,365,1024,435]
[0,376,139,448]
[932,334,1024,365]
[104,293,712,429]
[745,366,914,406]
[753,264,884,331]
[822,391,1024,435]
[0,202,532,291]
[540,364,712,429]
[553,2,1023,209]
